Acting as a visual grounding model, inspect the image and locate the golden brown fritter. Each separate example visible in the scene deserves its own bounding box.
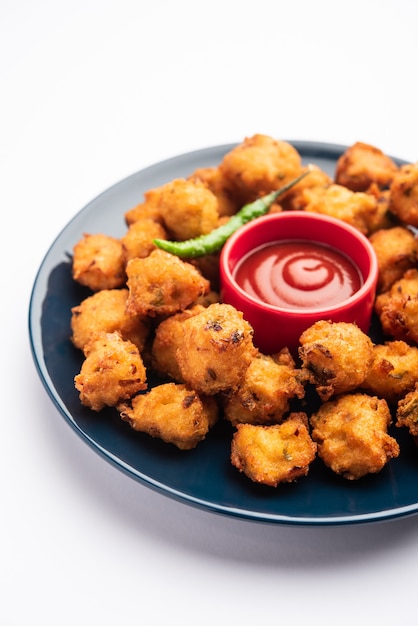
[375,268,418,343]
[219,134,303,204]
[72,233,126,291]
[369,226,417,293]
[191,251,222,292]
[230,413,317,487]
[303,183,378,235]
[335,141,398,192]
[155,177,220,241]
[74,331,147,412]
[188,166,240,217]
[193,288,220,308]
[124,188,164,226]
[310,393,399,480]
[273,163,332,212]
[71,288,150,353]
[119,382,218,450]
[125,249,210,317]
[396,384,418,441]
[151,305,206,382]
[364,184,395,233]
[222,351,305,426]
[176,302,257,395]
[121,218,168,264]
[298,320,374,401]
[361,340,418,404]
[389,162,418,227]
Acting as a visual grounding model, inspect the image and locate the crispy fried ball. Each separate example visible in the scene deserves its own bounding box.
[223,351,306,426]
[155,177,220,241]
[74,331,147,412]
[364,184,395,232]
[219,134,303,204]
[273,163,332,212]
[298,320,374,401]
[125,249,210,317]
[188,166,240,217]
[71,288,150,352]
[369,226,417,293]
[396,384,418,441]
[375,268,418,343]
[335,141,398,192]
[310,393,399,480]
[176,302,257,395]
[119,382,218,450]
[230,413,317,487]
[124,188,164,226]
[193,288,220,308]
[151,305,206,381]
[389,162,418,227]
[361,340,418,404]
[191,251,222,292]
[121,218,168,264]
[303,184,378,235]
[72,233,126,291]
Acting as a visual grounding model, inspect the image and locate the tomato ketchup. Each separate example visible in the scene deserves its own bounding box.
[233,240,362,310]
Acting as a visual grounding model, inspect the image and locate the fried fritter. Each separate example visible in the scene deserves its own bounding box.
[396,384,418,441]
[219,134,303,204]
[369,226,417,293]
[303,183,378,235]
[72,233,126,291]
[176,302,257,395]
[193,289,220,307]
[125,249,210,317]
[223,351,305,426]
[121,218,168,264]
[191,251,222,292]
[188,166,240,217]
[155,177,220,241]
[119,382,218,450]
[335,141,398,192]
[389,162,418,227]
[361,340,418,404]
[364,184,395,232]
[124,188,164,226]
[298,320,374,401]
[151,305,206,382]
[230,413,317,487]
[375,268,418,343]
[273,163,332,212]
[74,331,147,412]
[310,393,399,480]
[71,288,150,352]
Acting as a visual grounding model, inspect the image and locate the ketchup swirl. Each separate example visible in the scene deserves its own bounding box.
[234,240,362,310]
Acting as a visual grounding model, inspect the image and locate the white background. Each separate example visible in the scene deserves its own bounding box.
[2,1,418,624]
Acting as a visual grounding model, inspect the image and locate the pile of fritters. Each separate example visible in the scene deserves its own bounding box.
[70,134,418,487]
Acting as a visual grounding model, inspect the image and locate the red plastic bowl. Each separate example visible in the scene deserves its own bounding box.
[220,211,378,355]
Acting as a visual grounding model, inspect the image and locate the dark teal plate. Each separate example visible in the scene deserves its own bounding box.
[28,141,418,525]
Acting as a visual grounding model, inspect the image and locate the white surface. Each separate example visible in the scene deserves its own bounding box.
[2,1,418,624]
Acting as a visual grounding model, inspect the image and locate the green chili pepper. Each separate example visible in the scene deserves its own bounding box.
[153,170,310,259]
